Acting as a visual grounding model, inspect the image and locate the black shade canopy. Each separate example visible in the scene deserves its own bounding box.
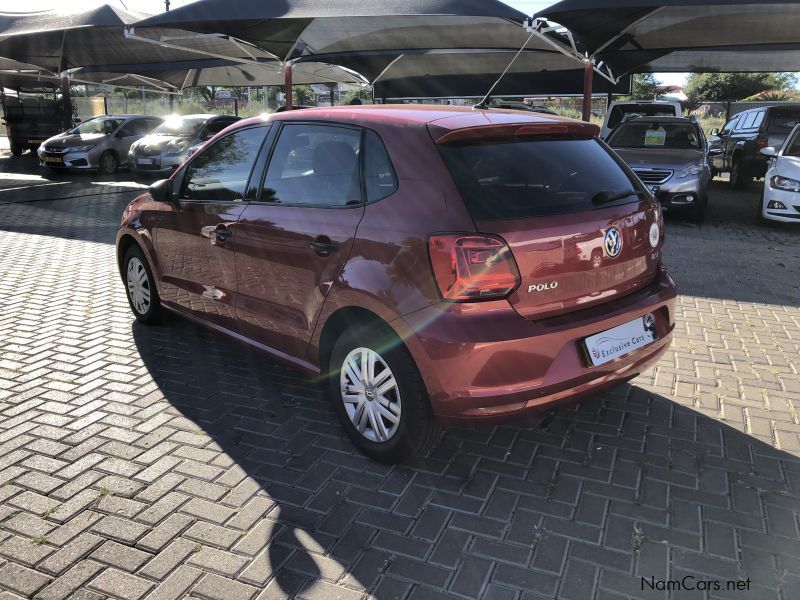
[370,50,630,98]
[134,0,535,75]
[536,1,800,75]
[76,58,366,89]
[0,5,270,72]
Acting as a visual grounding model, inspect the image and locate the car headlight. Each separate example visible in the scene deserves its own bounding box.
[675,163,704,179]
[770,175,800,193]
[67,144,96,152]
[166,140,189,156]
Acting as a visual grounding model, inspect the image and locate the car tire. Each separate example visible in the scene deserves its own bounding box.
[10,145,23,156]
[329,324,440,463]
[122,245,164,325]
[730,159,751,190]
[98,151,118,175]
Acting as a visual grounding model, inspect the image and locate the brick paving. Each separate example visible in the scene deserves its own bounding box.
[0,150,799,599]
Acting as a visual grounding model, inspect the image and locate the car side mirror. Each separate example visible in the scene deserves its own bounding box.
[149,178,174,204]
[710,128,720,136]
[760,146,777,158]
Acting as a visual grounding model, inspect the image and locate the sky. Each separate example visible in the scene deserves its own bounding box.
[14,0,690,88]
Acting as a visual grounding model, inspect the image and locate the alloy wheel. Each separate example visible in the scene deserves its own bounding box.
[126,257,151,315]
[340,347,402,443]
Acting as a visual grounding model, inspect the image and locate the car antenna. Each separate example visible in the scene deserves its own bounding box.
[474,30,536,110]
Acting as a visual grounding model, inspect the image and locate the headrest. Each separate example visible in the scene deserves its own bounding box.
[313,141,357,177]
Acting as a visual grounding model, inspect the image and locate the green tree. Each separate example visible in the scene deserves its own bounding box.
[628,73,661,100]
[342,87,373,105]
[293,85,315,106]
[685,72,798,104]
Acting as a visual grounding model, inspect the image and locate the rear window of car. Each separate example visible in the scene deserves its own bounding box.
[768,111,800,133]
[438,138,644,220]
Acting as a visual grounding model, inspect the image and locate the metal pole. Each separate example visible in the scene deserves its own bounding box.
[284,63,293,111]
[59,72,72,130]
[582,60,594,123]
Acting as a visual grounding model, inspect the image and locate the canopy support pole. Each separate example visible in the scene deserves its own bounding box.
[284,63,293,111]
[582,60,593,122]
[59,71,71,130]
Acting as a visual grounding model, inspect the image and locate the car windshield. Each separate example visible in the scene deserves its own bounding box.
[608,122,701,150]
[607,105,678,130]
[68,117,121,135]
[152,117,207,136]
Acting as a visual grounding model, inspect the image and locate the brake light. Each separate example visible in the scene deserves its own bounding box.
[428,234,521,301]
[756,137,769,150]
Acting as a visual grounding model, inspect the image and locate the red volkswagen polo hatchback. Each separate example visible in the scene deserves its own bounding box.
[117,106,677,462]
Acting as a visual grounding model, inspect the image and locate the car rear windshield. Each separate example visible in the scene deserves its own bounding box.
[607,122,700,149]
[439,138,644,220]
[768,110,800,133]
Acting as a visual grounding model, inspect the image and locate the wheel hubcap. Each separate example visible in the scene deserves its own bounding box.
[340,347,401,443]
[126,257,151,315]
[102,155,115,172]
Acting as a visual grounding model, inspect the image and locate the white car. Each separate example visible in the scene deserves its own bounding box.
[760,124,800,223]
[601,100,683,139]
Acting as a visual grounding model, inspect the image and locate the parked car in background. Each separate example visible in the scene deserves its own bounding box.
[607,116,710,222]
[709,104,800,189]
[759,123,800,223]
[37,115,162,174]
[128,114,240,175]
[601,100,683,139]
[116,106,676,462]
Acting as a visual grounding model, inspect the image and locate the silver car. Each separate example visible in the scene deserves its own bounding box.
[38,115,163,174]
[128,114,240,176]
[607,116,711,222]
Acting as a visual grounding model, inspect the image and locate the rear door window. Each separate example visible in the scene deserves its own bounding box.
[260,123,362,207]
[438,138,643,220]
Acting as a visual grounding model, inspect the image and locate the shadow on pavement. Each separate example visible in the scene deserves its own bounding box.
[132,314,800,599]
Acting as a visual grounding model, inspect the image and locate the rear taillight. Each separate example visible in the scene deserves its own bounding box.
[756,136,769,150]
[428,234,521,301]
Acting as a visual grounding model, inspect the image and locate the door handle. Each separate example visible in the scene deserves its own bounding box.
[310,238,339,256]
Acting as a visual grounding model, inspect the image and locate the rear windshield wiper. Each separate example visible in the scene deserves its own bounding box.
[592,189,647,205]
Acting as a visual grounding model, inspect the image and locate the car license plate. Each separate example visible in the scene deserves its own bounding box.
[584,314,657,367]
[137,158,154,165]
[27,139,44,145]
[43,156,63,164]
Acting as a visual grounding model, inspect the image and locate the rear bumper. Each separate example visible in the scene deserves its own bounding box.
[397,266,677,425]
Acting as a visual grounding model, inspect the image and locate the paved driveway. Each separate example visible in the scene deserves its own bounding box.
[0,148,799,600]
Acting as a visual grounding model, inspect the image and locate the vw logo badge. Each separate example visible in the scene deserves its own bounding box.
[604,227,623,258]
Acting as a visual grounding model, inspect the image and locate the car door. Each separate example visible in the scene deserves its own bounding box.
[711,115,739,171]
[234,122,366,359]
[152,124,270,331]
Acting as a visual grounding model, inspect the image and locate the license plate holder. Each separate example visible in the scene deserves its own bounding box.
[584,314,657,367]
